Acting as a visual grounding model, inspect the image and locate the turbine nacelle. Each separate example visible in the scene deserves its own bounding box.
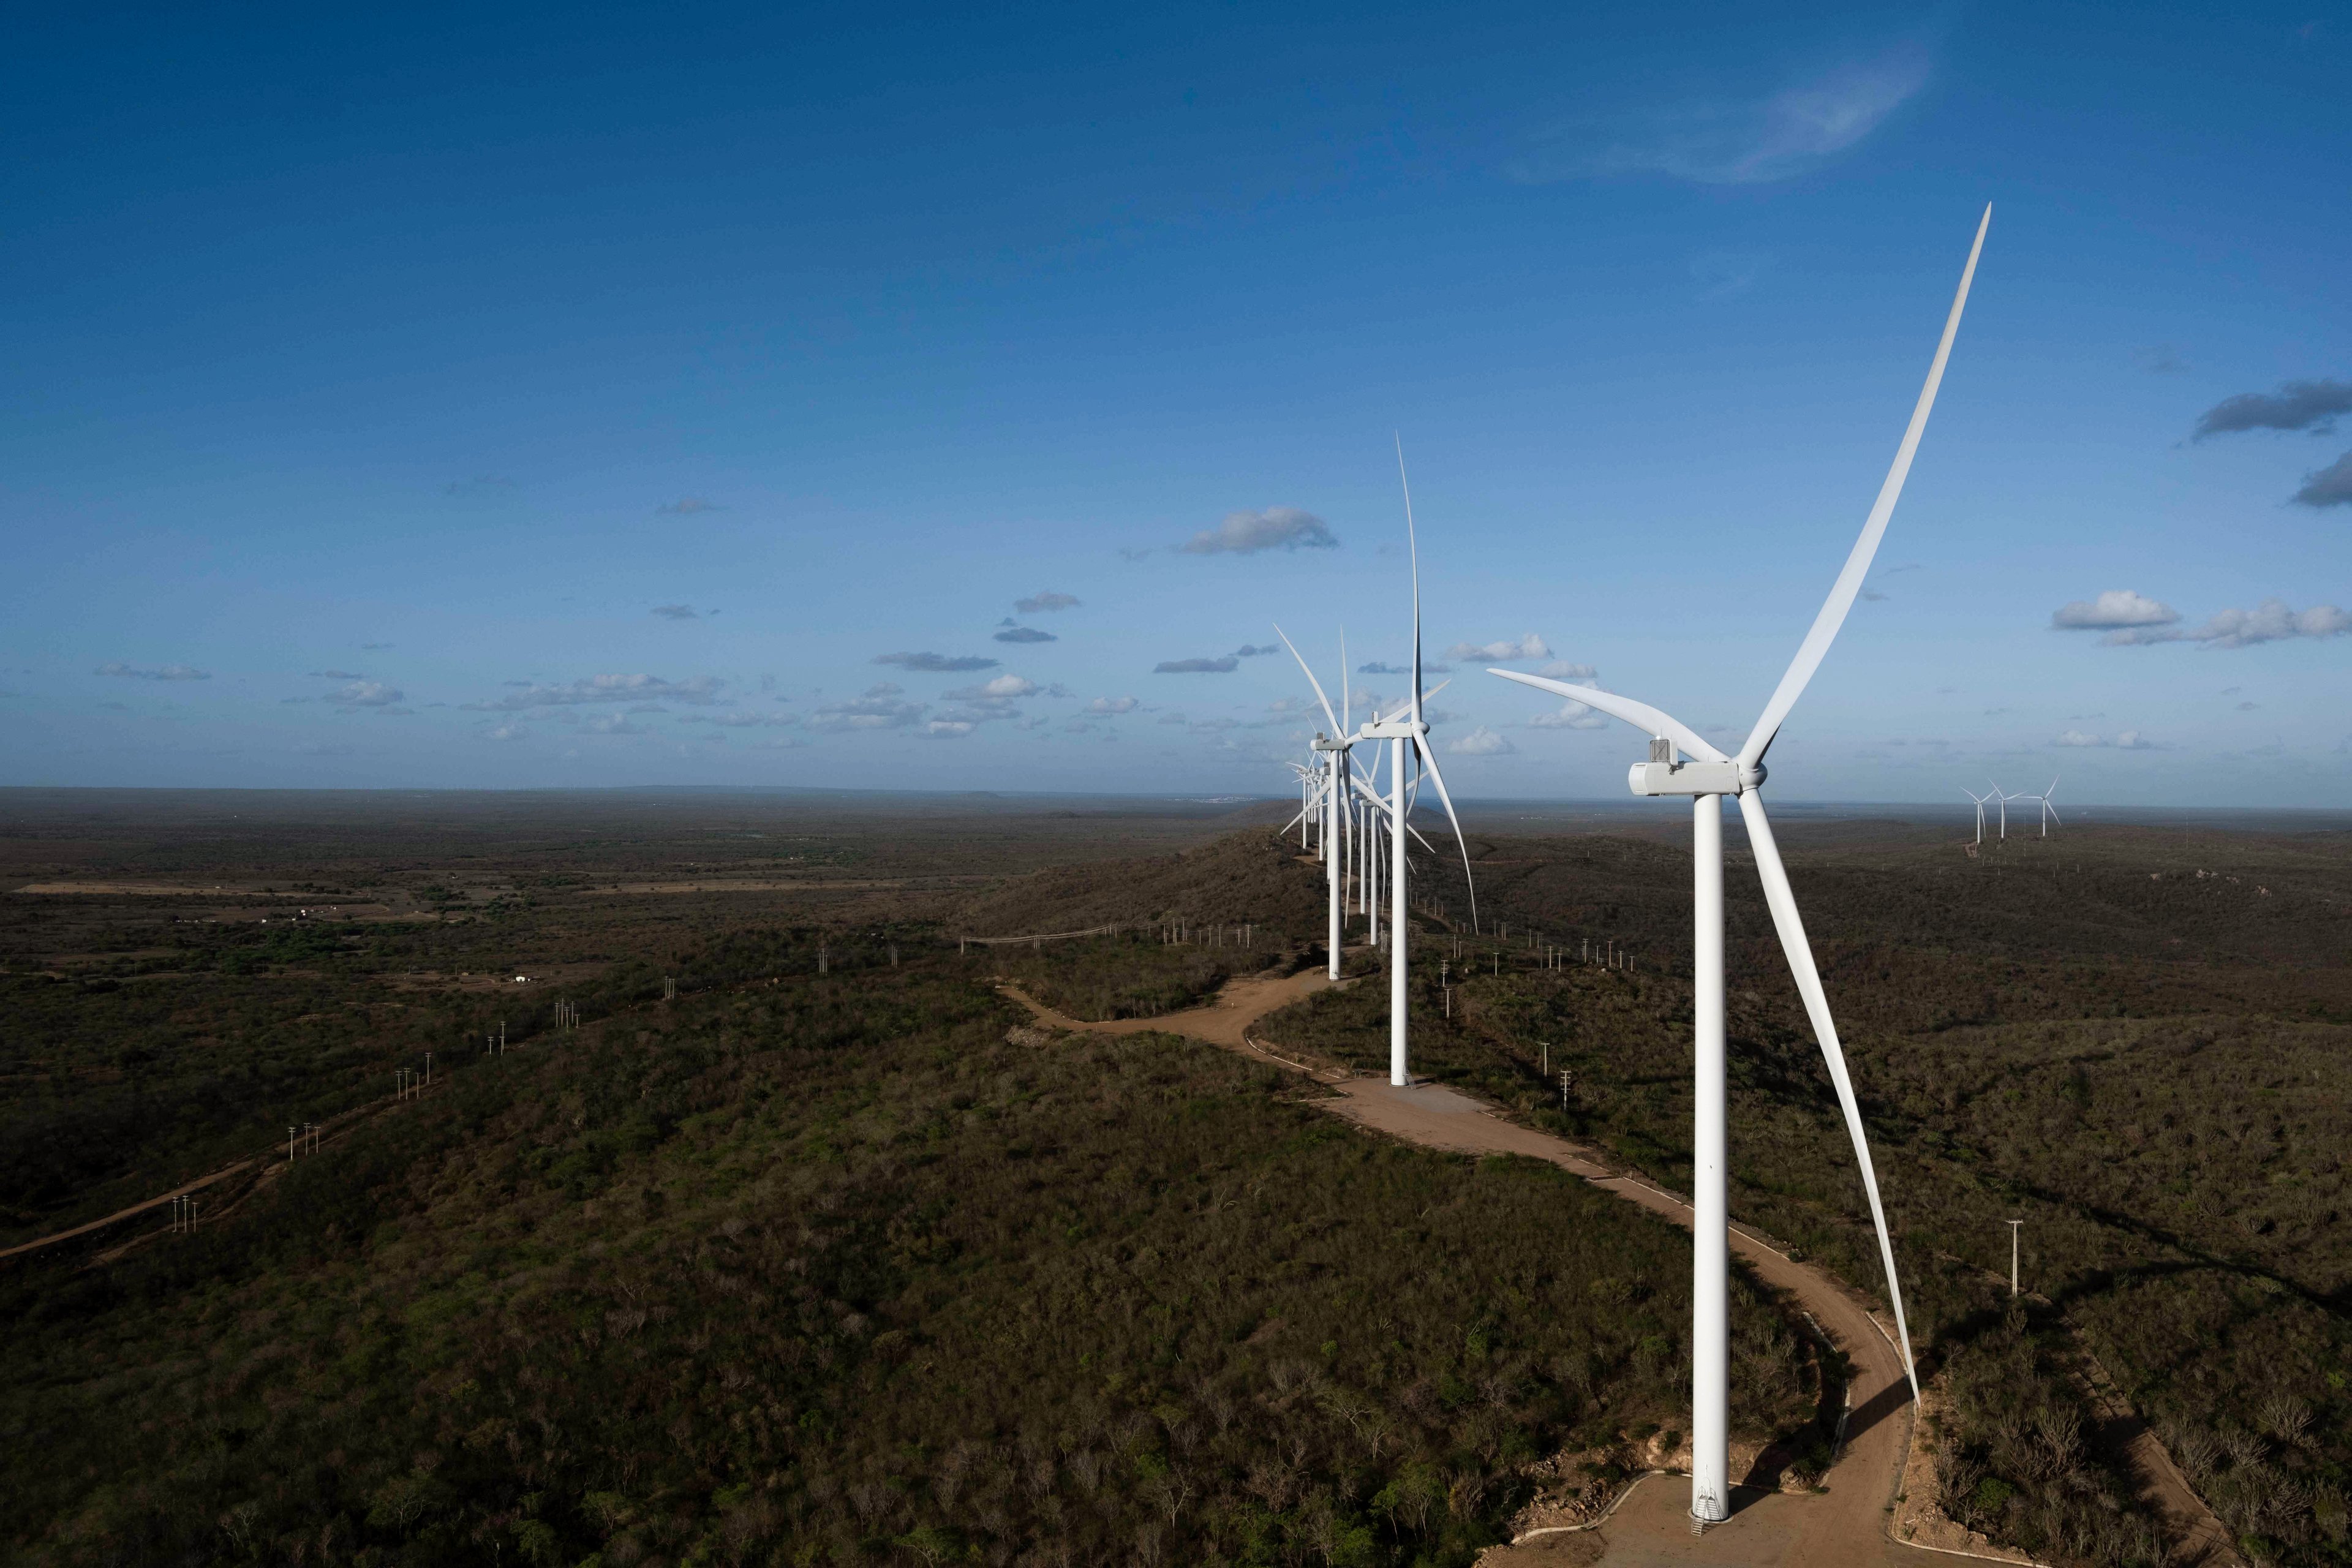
[1627,756,1765,797]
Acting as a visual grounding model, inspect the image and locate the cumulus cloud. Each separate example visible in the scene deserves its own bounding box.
[1233,643,1278,658]
[2099,598,2352,649]
[1447,634,1552,663]
[2057,729,2158,750]
[584,714,651,735]
[810,684,925,731]
[1449,725,1518,756]
[2051,590,2180,630]
[873,651,998,673]
[2294,452,2352,508]
[1087,696,1139,715]
[943,674,1041,712]
[1155,657,1239,673]
[1536,660,1598,680]
[1178,507,1337,556]
[2192,379,2352,440]
[657,497,722,514]
[330,681,404,709]
[1528,696,1610,730]
[467,674,722,710]
[652,604,699,620]
[484,723,529,742]
[993,625,1057,643]
[1514,45,1930,186]
[925,720,975,739]
[1015,590,1080,613]
[310,668,367,680]
[96,662,210,681]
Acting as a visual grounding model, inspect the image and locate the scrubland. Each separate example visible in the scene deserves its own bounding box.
[4,790,2346,1566]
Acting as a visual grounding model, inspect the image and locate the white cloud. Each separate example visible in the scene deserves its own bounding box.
[330,681,404,709]
[2056,729,2158,750]
[1446,634,1552,663]
[1015,590,1080,612]
[1087,696,1139,715]
[946,674,1041,702]
[810,684,925,731]
[1514,45,1931,186]
[1178,507,1337,556]
[1156,657,1239,674]
[585,714,650,735]
[1528,694,1610,730]
[925,720,975,738]
[1449,725,1518,756]
[2051,590,2179,630]
[2100,599,2352,649]
[96,662,210,681]
[1536,660,1597,680]
[485,723,529,742]
[467,674,722,710]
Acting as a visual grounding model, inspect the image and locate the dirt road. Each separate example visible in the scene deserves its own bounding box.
[1003,968,2023,1568]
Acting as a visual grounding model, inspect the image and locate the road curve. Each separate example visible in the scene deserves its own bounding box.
[1000,968,2030,1568]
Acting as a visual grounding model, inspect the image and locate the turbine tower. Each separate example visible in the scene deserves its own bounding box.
[1492,206,1988,1527]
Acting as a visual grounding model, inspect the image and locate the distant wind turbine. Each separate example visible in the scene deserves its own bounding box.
[1962,786,1991,845]
[1492,206,1988,1526]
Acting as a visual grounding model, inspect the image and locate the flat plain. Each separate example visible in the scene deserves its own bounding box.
[2,788,2347,1568]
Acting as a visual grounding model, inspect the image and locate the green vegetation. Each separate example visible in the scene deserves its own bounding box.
[982,929,1298,1020]
[1261,823,2352,1565]
[1,948,1813,1566]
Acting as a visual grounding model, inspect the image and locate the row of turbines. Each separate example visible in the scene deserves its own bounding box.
[1270,208,1989,1528]
[1964,777,2062,842]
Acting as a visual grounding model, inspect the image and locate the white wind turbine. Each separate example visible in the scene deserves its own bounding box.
[1989,780,2014,840]
[1276,627,1362,980]
[2027,775,2060,837]
[1491,208,1988,1526]
[1962,786,1991,845]
[1359,440,1480,1086]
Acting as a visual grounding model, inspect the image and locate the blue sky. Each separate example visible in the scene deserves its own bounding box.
[4,2,2346,804]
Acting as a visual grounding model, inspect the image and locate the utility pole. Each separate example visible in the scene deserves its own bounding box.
[288,1126,297,1163]
[2007,1219,2024,1297]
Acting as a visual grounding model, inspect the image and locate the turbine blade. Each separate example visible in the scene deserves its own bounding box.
[1275,624,1344,736]
[1341,628,1350,737]
[1488,669,1727,763]
[1411,731,1479,932]
[1738,206,1991,770]
[1738,791,1918,1400]
[1398,434,1423,725]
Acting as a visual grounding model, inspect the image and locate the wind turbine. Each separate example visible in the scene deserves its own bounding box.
[1962,787,1991,845]
[1491,207,1988,1527]
[1989,780,2012,840]
[2029,776,2060,837]
[1358,439,1480,1087]
[1276,627,1360,980]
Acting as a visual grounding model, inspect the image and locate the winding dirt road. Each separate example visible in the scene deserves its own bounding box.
[1002,970,2034,1568]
